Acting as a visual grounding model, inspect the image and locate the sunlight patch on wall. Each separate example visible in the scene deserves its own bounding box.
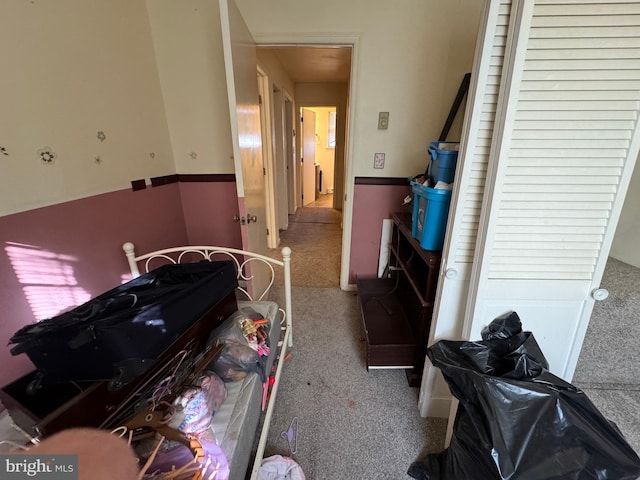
[6,242,91,321]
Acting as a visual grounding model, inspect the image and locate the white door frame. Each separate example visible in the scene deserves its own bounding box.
[251,33,360,290]
[283,90,296,217]
[271,85,290,231]
[300,108,317,206]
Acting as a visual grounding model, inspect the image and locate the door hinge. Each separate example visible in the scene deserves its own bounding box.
[266,228,270,236]
[258,94,262,105]
[263,167,266,175]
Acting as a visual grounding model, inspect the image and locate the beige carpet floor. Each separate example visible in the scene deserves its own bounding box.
[270,196,342,289]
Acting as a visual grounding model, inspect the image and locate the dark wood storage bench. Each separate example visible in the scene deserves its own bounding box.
[357,212,441,387]
[357,277,417,369]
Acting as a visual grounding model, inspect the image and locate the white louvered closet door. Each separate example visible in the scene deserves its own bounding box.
[418,0,513,418]
[464,0,640,381]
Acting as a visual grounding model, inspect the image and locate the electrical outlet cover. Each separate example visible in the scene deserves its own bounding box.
[374,153,385,169]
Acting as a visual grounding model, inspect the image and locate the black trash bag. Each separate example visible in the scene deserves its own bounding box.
[408,311,640,480]
[480,310,522,340]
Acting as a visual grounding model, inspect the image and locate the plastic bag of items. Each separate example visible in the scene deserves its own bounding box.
[208,341,267,382]
[408,311,640,480]
[207,308,270,382]
[258,455,305,480]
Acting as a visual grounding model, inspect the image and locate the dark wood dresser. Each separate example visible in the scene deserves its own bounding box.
[0,291,238,440]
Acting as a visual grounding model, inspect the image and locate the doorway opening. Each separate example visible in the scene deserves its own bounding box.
[300,106,337,207]
[256,44,352,288]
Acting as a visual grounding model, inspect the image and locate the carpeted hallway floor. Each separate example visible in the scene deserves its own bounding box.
[264,195,449,478]
[269,194,342,289]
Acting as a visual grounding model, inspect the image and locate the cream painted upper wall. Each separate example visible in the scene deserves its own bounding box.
[146,0,234,174]
[235,0,484,178]
[0,0,174,216]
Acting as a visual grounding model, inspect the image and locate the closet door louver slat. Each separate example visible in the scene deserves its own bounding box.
[488,1,640,280]
[454,0,512,264]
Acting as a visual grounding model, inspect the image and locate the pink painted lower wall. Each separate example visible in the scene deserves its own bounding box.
[349,182,411,284]
[179,181,242,248]
[0,185,191,387]
[0,179,243,388]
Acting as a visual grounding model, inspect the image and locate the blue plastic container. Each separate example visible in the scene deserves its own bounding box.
[428,141,459,184]
[411,181,452,251]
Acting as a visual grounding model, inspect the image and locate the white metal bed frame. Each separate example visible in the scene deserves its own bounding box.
[122,242,293,480]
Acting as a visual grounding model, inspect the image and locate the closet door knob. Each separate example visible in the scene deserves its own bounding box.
[592,288,609,301]
[445,268,458,279]
[247,214,258,224]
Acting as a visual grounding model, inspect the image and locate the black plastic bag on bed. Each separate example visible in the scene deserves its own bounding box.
[8,261,238,389]
[207,340,266,383]
[408,311,640,480]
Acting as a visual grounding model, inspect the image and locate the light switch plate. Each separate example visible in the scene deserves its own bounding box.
[378,112,389,129]
[374,153,385,169]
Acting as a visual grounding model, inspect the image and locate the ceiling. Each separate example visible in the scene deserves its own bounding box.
[258,46,352,84]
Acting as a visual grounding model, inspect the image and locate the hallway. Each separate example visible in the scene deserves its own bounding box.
[264,193,450,478]
[272,194,342,288]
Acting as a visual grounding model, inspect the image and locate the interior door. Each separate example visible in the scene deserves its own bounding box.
[422,0,640,420]
[219,0,270,295]
[301,108,317,206]
[465,0,640,378]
